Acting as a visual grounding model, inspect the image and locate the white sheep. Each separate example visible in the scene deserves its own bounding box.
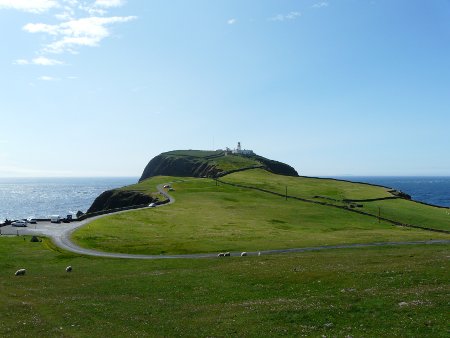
[15,269,26,276]
[66,266,72,272]
[224,252,231,257]
[218,253,225,257]
[240,252,247,257]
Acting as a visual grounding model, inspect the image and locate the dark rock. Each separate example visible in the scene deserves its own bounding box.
[139,154,222,182]
[87,190,154,214]
[389,190,412,200]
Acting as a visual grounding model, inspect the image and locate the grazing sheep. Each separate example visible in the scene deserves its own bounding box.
[224,252,231,257]
[66,266,72,272]
[241,252,247,257]
[258,251,261,256]
[218,253,225,257]
[15,269,26,276]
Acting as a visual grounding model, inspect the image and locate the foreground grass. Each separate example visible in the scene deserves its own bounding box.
[72,177,448,255]
[0,236,448,337]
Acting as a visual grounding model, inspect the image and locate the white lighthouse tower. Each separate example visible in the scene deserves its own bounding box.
[232,141,254,155]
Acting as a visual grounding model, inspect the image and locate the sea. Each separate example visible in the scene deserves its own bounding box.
[0,177,138,221]
[0,176,449,221]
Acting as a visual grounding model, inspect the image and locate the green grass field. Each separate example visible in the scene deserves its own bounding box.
[3,162,449,337]
[221,169,450,232]
[222,169,394,200]
[1,236,448,337]
[72,173,449,255]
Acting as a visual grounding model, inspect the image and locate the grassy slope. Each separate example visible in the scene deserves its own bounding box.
[222,169,450,232]
[222,169,393,200]
[72,175,449,255]
[1,237,449,337]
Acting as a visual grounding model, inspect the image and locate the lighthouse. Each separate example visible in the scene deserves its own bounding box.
[232,142,254,155]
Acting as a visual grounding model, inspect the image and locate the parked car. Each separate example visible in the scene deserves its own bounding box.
[12,220,27,227]
[163,185,170,189]
[50,215,61,223]
[27,217,37,224]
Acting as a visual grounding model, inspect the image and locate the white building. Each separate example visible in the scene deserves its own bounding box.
[232,142,254,155]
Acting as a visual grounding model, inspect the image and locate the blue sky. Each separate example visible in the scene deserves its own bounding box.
[0,0,449,177]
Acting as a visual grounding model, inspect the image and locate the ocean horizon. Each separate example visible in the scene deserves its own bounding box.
[0,176,449,221]
[0,177,139,221]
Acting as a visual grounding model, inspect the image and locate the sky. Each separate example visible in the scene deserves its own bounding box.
[0,0,449,177]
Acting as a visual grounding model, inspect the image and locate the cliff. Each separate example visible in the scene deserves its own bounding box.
[139,150,299,182]
[139,154,222,181]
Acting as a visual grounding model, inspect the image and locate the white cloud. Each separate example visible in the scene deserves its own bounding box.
[0,0,59,13]
[55,5,75,20]
[94,0,124,8]
[269,11,301,22]
[78,4,106,16]
[7,0,136,68]
[14,59,30,65]
[23,22,60,35]
[14,56,64,65]
[312,2,329,8]
[33,56,64,65]
[227,18,237,25]
[24,15,137,53]
[39,75,58,81]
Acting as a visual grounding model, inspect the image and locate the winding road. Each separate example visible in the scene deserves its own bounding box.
[2,183,449,259]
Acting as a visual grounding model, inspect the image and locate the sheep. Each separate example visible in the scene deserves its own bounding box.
[217,253,225,257]
[15,269,26,276]
[66,266,72,272]
[258,251,261,256]
[240,252,247,257]
[224,252,231,257]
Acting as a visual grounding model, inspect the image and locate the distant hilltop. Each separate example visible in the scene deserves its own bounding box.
[139,148,299,182]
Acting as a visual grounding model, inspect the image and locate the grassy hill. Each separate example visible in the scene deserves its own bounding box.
[2,150,449,337]
[138,150,298,182]
[72,169,449,256]
[86,150,299,214]
[220,169,450,232]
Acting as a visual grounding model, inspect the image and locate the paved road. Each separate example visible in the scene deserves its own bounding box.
[1,182,449,259]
